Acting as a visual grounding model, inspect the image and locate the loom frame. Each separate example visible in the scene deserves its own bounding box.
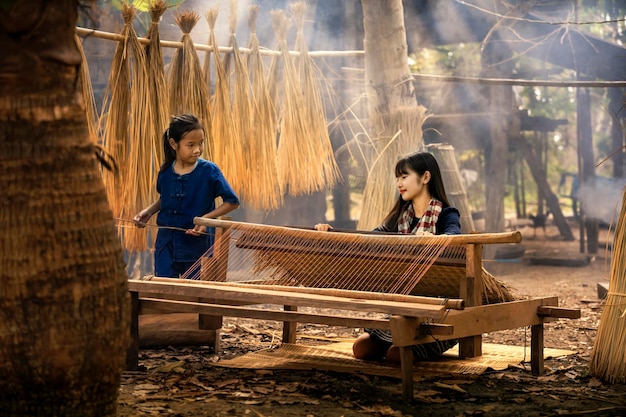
[126,218,580,403]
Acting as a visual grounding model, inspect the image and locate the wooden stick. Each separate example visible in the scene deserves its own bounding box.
[144,277,465,310]
[193,217,523,245]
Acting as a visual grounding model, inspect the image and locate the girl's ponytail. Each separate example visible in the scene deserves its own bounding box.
[159,128,176,173]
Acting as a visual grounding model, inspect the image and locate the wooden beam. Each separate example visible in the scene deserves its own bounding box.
[139,298,392,330]
[536,306,581,319]
[405,297,560,345]
[128,280,447,318]
[193,217,522,245]
[146,279,464,311]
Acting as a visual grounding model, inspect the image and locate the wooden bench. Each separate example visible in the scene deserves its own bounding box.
[127,218,580,402]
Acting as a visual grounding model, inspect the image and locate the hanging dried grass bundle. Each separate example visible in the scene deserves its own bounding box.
[167,9,213,159]
[206,7,241,190]
[357,106,428,230]
[99,3,153,251]
[590,188,626,383]
[74,33,98,144]
[290,2,340,191]
[145,0,169,169]
[245,4,282,209]
[201,8,214,99]
[272,8,338,196]
[120,5,155,252]
[226,0,251,195]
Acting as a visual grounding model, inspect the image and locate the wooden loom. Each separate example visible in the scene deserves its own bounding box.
[127,218,580,402]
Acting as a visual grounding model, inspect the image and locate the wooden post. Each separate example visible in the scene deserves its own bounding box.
[459,243,483,358]
[282,305,298,343]
[199,217,230,351]
[389,315,419,403]
[198,315,223,352]
[399,346,414,403]
[126,291,139,370]
[531,323,544,375]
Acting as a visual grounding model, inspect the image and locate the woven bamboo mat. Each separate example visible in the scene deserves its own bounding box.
[214,342,575,381]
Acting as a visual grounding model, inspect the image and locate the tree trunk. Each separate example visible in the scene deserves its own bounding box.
[481,39,511,234]
[359,0,428,229]
[362,0,416,120]
[577,88,599,253]
[0,1,129,415]
[517,138,575,241]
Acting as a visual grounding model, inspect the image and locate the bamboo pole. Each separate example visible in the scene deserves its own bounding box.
[76,26,364,57]
[77,26,626,87]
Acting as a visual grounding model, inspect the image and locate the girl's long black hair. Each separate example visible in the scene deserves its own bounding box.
[379,152,451,230]
[159,114,204,173]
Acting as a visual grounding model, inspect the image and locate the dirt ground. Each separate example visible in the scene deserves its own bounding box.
[117,220,626,416]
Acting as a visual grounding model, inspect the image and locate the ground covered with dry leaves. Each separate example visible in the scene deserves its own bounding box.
[118,223,626,416]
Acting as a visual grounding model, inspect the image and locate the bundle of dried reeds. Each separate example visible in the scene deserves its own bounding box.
[167,9,213,159]
[357,106,429,230]
[74,33,98,144]
[145,0,169,171]
[590,189,626,383]
[205,6,241,189]
[272,8,339,196]
[245,4,282,209]
[225,0,252,196]
[290,2,340,192]
[100,3,154,251]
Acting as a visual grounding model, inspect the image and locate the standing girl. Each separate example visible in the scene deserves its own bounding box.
[134,114,240,278]
[315,151,460,362]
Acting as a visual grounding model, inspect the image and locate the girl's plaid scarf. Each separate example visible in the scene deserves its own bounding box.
[397,198,443,234]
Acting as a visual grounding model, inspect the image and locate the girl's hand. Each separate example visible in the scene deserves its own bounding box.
[415,231,433,235]
[186,225,206,236]
[314,223,333,232]
[133,210,151,227]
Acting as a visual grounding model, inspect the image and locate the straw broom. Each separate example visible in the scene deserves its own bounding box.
[246,4,282,210]
[357,106,429,230]
[206,7,241,191]
[167,10,213,160]
[589,188,626,383]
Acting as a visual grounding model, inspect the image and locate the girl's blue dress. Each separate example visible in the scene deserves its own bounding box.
[155,158,239,277]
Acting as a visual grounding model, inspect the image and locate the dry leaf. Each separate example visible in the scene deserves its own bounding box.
[433,381,467,393]
[153,360,185,373]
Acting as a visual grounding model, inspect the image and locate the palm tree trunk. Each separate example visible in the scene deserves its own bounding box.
[0,1,129,415]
